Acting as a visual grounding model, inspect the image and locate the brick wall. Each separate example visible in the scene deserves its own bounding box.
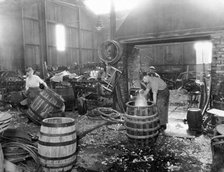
[211,32,224,95]
[127,48,141,87]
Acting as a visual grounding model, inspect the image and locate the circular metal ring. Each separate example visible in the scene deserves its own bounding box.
[98,40,123,65]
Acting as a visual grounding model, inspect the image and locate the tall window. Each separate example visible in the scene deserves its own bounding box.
[56,24,65,51]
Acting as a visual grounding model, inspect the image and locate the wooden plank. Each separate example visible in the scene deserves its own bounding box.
[207,108,224,117]
[22,2,38,19]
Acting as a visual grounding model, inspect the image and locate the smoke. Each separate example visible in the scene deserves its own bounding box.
[134,92,147,107]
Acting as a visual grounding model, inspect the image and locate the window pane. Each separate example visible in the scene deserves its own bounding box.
[56,24,65,51]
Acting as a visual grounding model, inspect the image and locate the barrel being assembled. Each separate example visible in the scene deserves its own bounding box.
[27,89,65,125]
[124,101,160,146]
[38,117,77,172]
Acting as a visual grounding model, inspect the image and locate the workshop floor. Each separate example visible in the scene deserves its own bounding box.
[166,105,192,138]
[1,89,221,172]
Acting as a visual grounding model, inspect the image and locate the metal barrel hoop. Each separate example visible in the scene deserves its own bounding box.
[98,40,123,65]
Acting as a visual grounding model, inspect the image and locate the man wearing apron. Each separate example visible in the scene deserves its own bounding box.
[141,73,170,130]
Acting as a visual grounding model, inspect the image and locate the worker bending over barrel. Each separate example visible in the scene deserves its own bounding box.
[25,67,48,105]
[141,73,170,130]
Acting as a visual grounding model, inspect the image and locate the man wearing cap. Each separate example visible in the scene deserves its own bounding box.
[148,66,160,78]
[25,67,48,105]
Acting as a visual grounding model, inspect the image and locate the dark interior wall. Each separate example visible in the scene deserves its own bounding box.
[0,5,23,71]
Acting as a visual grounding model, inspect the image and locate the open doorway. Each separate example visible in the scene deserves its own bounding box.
[128,40,212,92]
[127,39,213,136]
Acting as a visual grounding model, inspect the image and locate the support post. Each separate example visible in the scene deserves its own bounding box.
[110,0,116,40]
[38,0,48,79]
[77,7,82,73]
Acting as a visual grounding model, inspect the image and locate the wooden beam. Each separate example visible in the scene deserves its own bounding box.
[20,0,25,72]
[110,0,116,40]
[38,0,48,79]
[77,7,82,69]
[123,44,133,102]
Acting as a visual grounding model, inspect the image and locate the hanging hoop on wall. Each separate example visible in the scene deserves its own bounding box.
[98,40,123,65]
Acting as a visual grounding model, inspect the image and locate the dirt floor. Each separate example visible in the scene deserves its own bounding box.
[0,89,222,172]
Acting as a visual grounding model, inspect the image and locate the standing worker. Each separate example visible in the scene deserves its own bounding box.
[25,67,48,105]
[141,73,170,130]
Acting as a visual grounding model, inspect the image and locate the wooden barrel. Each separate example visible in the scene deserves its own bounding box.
[213,100,224,110]
[53,86,75,111]
[187,108,202,132]
[211,135,224,165]
[126,101,157,116]
[27,89,65,125]
[124,101,159,146]
[38,117,77,172]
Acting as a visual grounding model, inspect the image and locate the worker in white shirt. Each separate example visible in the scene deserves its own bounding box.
[141,73,170,130]
[25,67,48,105]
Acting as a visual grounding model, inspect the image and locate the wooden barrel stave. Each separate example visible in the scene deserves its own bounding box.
[126,130,159,139]
[125,118,159,129]
[126,101,157,116]
[53,87,75,111]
